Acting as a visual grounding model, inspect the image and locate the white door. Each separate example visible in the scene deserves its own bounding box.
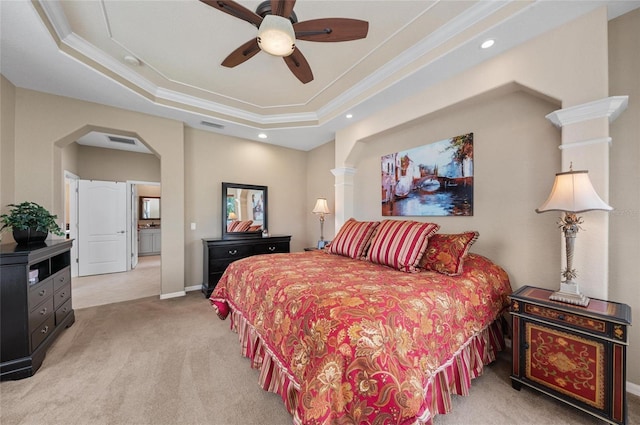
[78,180,127,276]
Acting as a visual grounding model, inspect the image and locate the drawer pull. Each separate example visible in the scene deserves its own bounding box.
[268,246,276,252]
[62,307,68,313]
[41,325,49,334]
[228,249,238,255]
[522,342,529,350]
[39,289,46,296]
[557,314,565,321]
[40,307,47,315]
[59,292,66,298]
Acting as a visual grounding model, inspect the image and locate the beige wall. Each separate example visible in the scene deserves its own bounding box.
[306,140,336,247]
[352,89,561,287]
[75,144,160,182]
[608,8,640,386]
[183,127,308,288]
[0,75,16,235]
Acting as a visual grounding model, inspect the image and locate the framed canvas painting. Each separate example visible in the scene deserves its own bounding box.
[381,133,473,216]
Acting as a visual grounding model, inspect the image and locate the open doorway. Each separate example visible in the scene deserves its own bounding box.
[62,130,162,308]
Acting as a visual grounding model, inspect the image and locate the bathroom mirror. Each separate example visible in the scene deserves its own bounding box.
[139,197,161,220]
[222,182,268,239]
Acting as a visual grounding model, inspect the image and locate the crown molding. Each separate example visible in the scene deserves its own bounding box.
[545,96,629,128]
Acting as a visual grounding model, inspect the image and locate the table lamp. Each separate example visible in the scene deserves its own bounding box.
[536,164,612,306]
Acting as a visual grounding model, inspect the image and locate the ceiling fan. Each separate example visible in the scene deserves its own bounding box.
[200,0,369,83]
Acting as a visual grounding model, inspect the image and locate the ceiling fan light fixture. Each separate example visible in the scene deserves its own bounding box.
[257,15,295,57]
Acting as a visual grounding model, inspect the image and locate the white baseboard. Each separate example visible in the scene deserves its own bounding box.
[184,285,201,292]
[628,381,640,397]
[160,290,186,300]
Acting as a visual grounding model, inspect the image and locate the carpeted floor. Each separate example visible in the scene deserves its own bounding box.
[1,292,638,425]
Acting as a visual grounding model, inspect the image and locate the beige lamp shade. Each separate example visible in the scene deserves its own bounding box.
[257,15,295,57]
[312,198,330,215]
[536,170,612,214]
[228,212,238,220]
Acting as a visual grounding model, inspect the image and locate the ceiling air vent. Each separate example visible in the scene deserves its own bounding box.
[200,121,224,129]
[108,136,136,145]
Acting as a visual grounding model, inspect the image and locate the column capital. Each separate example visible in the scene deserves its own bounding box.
[331,167,357,178]
[545,96,628,128]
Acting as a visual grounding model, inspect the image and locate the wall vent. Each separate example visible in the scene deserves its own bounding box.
[108,136,136,145]
[200,121,224,129]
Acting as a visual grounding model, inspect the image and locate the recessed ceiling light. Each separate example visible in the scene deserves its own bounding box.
[346,113,353,119]
[124,55,141,66]
[480,39,495,49]
[258,133,267,139]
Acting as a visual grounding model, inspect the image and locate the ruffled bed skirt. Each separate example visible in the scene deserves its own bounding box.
[219,302,508,425]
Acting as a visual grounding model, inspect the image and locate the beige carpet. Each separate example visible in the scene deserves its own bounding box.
[1,292,638,425]
[72,255,161,309]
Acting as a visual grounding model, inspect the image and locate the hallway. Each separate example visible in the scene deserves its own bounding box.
[72,255,161,309]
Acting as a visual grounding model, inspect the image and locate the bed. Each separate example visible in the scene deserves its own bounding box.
[210,220,512,424]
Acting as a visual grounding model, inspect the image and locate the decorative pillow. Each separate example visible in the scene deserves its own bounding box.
[235,220,253,232]
[327,218,380,259]
[419,231,479,276]
[366,220,440,272]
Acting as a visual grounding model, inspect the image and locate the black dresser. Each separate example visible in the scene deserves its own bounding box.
[202,235,291,297]
[1,240,75,380]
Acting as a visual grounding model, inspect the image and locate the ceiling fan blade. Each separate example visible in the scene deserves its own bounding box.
[270,0,296,19]
[284,48,313,84]
[200,0,263,28]
[294,18,369,42]
[221,38,261,68]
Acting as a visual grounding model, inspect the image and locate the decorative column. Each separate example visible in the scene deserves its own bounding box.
[330,167,357,231]
[545,96,628,300]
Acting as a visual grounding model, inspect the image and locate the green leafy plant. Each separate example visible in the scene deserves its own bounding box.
[0,202,65,236]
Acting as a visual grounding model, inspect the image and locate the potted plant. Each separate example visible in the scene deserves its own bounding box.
[0,201,65,245]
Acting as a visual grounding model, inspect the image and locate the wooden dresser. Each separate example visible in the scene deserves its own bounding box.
[510,285,631,424]
[1,240,75,381]
[202,235,291,297]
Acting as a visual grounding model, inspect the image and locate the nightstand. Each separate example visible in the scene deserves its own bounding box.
[510,285,631,424]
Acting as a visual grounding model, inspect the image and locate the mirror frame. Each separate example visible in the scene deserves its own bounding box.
[222,182,268,240]
[139,196,161,220]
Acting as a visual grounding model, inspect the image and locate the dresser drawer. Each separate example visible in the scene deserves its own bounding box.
[52,267,71,291]
[210,258,239,272]
[31,315,55,350]
[523,302,608,337]
[254,242,289,255]
[29,297,54,332]
[28,278,54,310]
[54,283,71,310]
[55,298,73,325]
[209,244,253,260]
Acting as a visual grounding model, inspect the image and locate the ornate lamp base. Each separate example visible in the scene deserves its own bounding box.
[549,280,590,307]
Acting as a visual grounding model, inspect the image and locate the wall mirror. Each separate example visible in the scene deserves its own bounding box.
[222,182,268,239]
[139,196,161,220]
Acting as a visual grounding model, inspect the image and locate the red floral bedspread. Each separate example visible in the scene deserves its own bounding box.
[210,251,511,424]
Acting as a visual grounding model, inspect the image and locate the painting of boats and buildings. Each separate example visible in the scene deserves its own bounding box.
[381,133,473,216]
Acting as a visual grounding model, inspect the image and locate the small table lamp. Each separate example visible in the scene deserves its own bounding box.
[312,198,331,248]
[228,212,237,221]
[536,165,612,306]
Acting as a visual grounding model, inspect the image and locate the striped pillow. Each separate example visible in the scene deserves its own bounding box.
[419,231,479,276]
[233,220,253,232]
[327,218,380,259]
[367,220,440,272]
